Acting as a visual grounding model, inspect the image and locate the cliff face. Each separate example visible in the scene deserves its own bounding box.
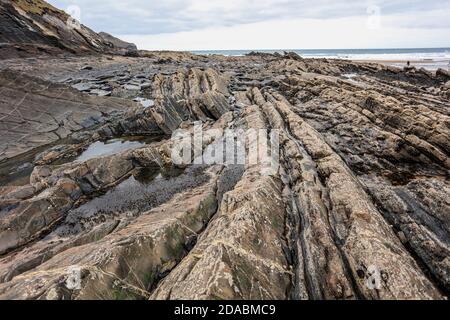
[0,0,137,58]
[0,0,449,302]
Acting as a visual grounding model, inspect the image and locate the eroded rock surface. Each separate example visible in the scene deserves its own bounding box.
[0,0,137,59]
[0,49,448,300]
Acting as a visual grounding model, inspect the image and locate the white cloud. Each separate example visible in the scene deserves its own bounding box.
[47,0,450,49]
[122,16,450,51]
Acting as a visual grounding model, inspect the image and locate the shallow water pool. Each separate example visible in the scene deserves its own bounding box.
[76,139,145,162]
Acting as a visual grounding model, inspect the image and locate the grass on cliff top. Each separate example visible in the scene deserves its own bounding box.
[14,0,65,16]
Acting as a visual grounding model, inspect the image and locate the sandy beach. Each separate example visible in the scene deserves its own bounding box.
[353,58,450,71]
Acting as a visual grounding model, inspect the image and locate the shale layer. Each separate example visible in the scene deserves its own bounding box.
[0,47,449,300]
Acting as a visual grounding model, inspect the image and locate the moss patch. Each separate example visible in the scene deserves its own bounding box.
[14,0,64,16]
[269,214,283,230]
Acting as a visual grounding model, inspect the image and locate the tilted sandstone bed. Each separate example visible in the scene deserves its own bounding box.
[0,51,448,299]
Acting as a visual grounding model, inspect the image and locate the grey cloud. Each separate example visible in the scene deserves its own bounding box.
[47,0,450,35]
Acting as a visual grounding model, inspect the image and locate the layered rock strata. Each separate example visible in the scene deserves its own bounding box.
[0,49,448,300]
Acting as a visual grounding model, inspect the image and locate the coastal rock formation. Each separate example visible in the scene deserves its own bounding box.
[0,69,136,162]
[0,0,137,58]
[0,2,448,300]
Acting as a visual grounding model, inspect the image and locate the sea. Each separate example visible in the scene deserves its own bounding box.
[191,48,450,71]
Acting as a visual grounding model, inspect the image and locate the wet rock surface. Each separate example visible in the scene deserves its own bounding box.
[0,49,448,300]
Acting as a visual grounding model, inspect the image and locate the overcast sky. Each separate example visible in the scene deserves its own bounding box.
[47,0,450,50]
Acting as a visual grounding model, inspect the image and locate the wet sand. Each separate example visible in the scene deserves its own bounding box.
[353,58,450,71]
